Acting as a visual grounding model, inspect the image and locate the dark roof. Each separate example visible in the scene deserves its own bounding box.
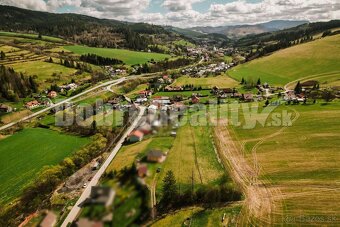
[147,150,164,158]
[300,80,318,87]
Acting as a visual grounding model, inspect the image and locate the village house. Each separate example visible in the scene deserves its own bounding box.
[147,150,166,163]
[137,123,152,135]
[0,104,13,113]
[152,96,171,106]
[137,164,148,178]
[84,186,115,207]
[25,100,40,109]
[191,95,200,104]
[127,130,144,143]
[165,85,183,91]
[242,93,254,102]
[138,90,152,98]
[47,91,57,99]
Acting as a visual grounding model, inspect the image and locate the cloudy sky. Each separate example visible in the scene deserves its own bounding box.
[1,0,339,27]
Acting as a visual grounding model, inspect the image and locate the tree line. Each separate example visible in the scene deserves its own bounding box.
[158,170,242,213]
[135,58,193,74]
[0,65,38,101]
[80,53,123,66]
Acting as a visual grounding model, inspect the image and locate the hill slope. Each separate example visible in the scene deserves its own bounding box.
[229,34,340,85]
[191,20,308,38]
[0,5,172,50]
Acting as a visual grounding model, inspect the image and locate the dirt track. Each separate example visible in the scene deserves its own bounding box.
[212,108,300,225]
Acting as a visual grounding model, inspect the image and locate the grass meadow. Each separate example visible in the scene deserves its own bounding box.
[0,128,90,204]
[172,74,239,88]
[157,124,227,193]
[64,45,170,65]
[227,102,340,224]
[229,35,340,85]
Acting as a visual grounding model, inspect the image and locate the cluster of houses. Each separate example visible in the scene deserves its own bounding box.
[104,66,127,77]
[59,83,78,92]
[24,91,58,110]
[181,62,232,77]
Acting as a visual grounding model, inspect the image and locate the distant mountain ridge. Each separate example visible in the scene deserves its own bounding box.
[191,20,309,38]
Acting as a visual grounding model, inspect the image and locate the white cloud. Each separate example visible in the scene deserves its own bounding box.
[0,0,339,28]
[162,0,203,12]
[1,0,48,11]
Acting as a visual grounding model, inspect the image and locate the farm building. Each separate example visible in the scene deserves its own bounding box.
[128,130,144,143]
[147,150,166,163]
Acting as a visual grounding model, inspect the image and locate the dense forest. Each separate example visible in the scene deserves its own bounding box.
[0,6,171,50]
[80,54,123,66]
[0,66,38,101]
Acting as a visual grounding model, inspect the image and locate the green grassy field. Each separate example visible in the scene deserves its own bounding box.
[172,74,238,88]
[64,45,170,65]
[173,39,196,47]
[8,61,91,89]
[0,128,90,204]
[227,102,340,224]
[229,35,340,85]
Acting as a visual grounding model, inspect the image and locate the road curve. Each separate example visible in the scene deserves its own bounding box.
[61,106,145,227]
[0,78,127,132]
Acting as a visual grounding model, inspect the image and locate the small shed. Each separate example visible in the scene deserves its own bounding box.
[147,150,166,163]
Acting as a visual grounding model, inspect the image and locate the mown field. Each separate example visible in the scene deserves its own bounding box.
[0,128,90,204]
[64,45,170,65]
[172,74,238,88]
[229,35,340,85]
[228,102,340,225]
[157,124,227,193]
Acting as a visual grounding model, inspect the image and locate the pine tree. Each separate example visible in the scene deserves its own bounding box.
[0,51,5,60]
[257,78,261,86]
[161,170,178,205]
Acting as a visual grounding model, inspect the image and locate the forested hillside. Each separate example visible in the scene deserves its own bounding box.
[0,6,173,50]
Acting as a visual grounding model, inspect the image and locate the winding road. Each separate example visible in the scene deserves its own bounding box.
[0,78,127,132]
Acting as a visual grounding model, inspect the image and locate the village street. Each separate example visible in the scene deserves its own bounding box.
[61,106,146,227]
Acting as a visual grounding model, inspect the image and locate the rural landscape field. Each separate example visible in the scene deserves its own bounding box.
[0,2,339,227]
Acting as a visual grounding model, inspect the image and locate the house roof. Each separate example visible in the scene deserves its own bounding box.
[300,80,318,87]
[243,94,254,99]
[138,165,148,175]
[26,100,39,106]
[129,130,144,138]
[147,150,164,158]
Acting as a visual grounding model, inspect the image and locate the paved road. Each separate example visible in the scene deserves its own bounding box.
[61,106,145,227]
[0,78,127,132]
